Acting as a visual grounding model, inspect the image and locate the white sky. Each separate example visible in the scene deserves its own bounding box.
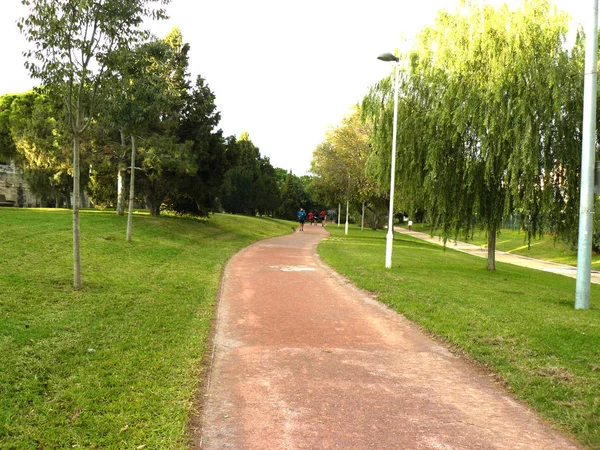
[0,0,590,175]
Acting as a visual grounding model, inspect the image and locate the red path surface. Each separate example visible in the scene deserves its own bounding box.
[197,225,581,449]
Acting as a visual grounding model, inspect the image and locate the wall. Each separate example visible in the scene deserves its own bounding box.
[0,163,37,207]
[0,162,91,208]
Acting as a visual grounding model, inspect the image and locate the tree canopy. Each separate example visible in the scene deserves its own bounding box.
[363,0,586,269]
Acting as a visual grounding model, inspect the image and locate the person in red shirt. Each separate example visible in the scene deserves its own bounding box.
[308,211,315,226]
[319,210,327,227]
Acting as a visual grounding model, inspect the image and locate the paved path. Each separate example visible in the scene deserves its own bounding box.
[395,227,600,284]
[198,226,581,449]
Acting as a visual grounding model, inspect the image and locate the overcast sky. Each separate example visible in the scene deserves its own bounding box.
[0,0,590,175]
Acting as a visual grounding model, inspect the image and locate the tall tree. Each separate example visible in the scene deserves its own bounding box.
[311,106,389,229]
[164,75,227,216]
[276,172,305,220]
[364,0,582,269]
[107,39,175,240]
[220,133,280,216]
[19,0,170,288]
[0,91,74,207]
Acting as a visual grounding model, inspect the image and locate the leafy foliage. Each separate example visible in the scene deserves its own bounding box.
[19,0,171,287]
[311,106,389,229]
[220,133,280,216]
[363,0,586,269]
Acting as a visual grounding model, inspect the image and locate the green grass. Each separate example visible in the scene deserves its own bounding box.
[319,226,600,449]
[402,223,600,270]
[0,209,295,449]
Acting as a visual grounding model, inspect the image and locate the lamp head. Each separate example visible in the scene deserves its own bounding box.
[377,52,399,62]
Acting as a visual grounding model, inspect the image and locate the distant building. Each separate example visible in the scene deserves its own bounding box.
[0,162,37,207]
[0,161,91,208]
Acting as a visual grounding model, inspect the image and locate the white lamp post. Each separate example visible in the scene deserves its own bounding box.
[345,175,350,235]
[378,52,400,269]
[345,200,349,235]
[575,0,599,309]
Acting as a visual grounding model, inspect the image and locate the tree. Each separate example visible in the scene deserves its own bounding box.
[19,0,170,288]
[364,0,582,269]
[277,172,305,220]
[0,91,75,207]
[107,38,176,239]
[311,106,389,229]
[164,74,227,216]
[0,95,18,164]
[220,133,280,216]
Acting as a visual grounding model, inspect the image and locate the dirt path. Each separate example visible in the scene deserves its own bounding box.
[395,227,600,284]
[197,225,581,449]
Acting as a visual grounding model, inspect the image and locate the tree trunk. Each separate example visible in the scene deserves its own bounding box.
[487,224,497,271]
[73,131,82,289]
[126,135,136,243]
[116,130,126,216]
[151,202,161,216]
[361,202,365,232]
[116,168,125,215]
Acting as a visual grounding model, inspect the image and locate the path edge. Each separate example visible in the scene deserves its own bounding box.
[314,231,583,445]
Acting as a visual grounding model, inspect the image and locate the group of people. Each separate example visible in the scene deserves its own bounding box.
[297,208,331,231]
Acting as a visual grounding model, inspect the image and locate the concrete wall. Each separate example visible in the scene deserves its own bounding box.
[0,163,38,207]
[0,162,91,208]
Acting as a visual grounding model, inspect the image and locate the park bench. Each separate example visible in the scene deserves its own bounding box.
[0,194,15,207]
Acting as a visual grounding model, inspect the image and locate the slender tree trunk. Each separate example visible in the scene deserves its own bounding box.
[116,169,125,215]
[126,135,136,243]
[487,224,497,271]
[116,130,126,216]
[361,201,365,232]
[73,131,82,289]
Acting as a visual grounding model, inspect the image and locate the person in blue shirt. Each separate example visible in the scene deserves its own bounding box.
[297,208,307,231]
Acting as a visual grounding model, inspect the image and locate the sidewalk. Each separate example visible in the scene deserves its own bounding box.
[197,226,581,449]
[395,227,600,284]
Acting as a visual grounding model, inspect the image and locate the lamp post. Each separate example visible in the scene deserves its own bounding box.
[345,200,349,235]
[378,52,400,269]
[575,0,599,310]
[345,175,350,235]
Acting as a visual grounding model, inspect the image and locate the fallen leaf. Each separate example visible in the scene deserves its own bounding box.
[120,424,129,433]
[71,407,82,421]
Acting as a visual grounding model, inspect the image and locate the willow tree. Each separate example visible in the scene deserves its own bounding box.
[311,106,388,229]
[19,0,170,288]
[364,0,583,270]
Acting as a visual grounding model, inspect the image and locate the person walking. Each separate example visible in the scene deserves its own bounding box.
[297,208,307,231]
[319,210,327,227]
[308,210,315,226]
[329,210,335,224]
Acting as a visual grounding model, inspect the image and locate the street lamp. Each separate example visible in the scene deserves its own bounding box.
[575,0,599,309]
[345,175,350,235]
[378,52,400,269]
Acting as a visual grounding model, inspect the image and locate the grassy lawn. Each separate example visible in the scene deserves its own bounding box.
[0,208,294,449]
[402,222,600,270]
[319,225,600,448]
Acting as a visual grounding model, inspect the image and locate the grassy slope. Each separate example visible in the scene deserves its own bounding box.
[0,209,294,449]
[319,226,600,448]
[404,223,600,270]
